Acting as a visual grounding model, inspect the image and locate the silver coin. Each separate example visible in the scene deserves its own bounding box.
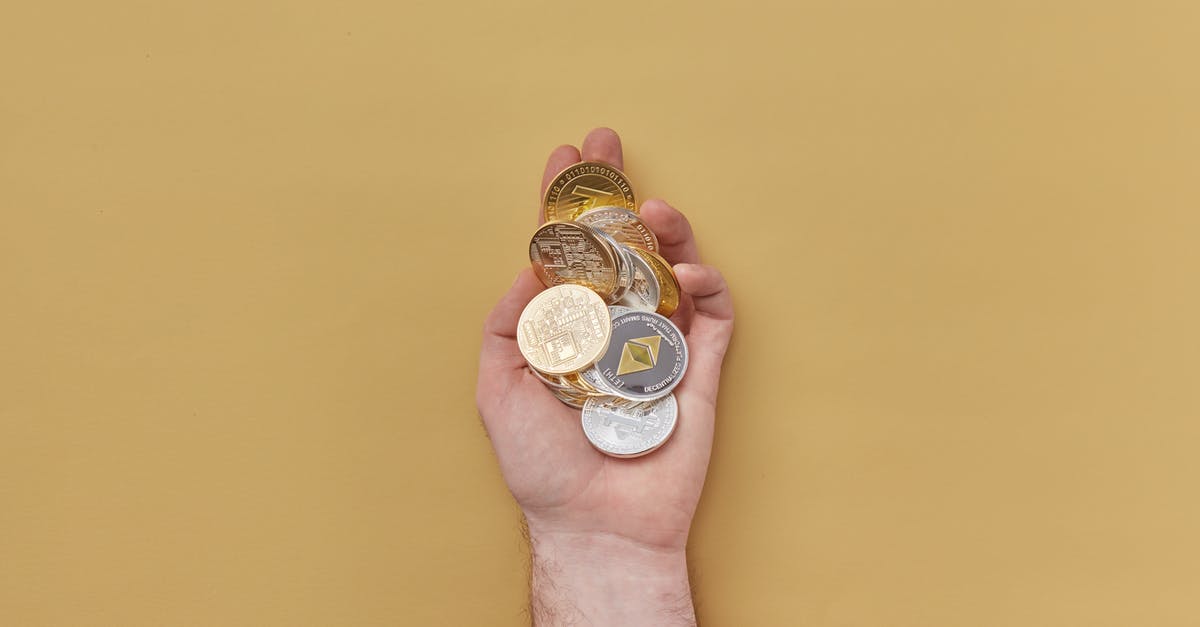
[595,311,688,402]
[576,206,659,252]
[594,230,634,304]
[582,394,678,458]
[618,247,661,313]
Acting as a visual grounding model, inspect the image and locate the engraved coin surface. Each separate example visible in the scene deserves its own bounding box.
[608,305,635,317]
[619,247,661,313]
[582,394,679,458]
[631,248,680,317]
[529,222,619,298]
[595,311,688,401]
[543,162,637,222]
[517,284,612,375]
[576,207,659,252]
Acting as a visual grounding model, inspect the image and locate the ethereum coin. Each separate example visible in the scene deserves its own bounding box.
[582,394,679,458]
[517,284,612,375]
[595,311,688,401]
[543,161,637,222]
[529,221,620,298]
[576,206,659,252]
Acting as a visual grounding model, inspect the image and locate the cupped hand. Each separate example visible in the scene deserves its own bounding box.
[475,128,734,552]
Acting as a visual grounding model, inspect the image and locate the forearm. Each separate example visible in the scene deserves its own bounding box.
[528,527,697,626]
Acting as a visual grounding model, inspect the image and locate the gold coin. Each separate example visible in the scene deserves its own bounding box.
[563,372,604,395]
[576,206,659,252]
[529,221,620,299]
[517,284,612,375]
[543,161,637,222]
[630,248,681,318]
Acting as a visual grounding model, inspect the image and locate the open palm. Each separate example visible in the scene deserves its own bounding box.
[475,128,734,552]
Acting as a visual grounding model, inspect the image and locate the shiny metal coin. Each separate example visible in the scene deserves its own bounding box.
[576,206,659,252]
[543,162,637,222]
[528,366,574,391]
[517,284,612,375]
[595,311,688,401]
[618,247,661,313]
[529,221,620,299]
[593,229,634,304]
[581,394,679,458]
[551,386,588,408]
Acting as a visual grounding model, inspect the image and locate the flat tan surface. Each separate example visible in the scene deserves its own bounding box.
[3,1,1199,625]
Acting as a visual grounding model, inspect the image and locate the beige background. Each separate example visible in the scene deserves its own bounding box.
[2,1,1199,625]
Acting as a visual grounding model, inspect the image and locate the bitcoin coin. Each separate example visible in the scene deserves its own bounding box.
[630,248,680,317]
[582,394,678,458]
[543,161,637,222]
[594,311,688,402]
[619,247,661,313]
[529,222,620,299]
[517,284,612,375]
[576,206,659,252]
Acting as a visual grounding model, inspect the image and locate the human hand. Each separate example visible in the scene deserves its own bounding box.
[476,128,734,625]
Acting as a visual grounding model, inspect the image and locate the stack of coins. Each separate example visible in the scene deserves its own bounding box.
[517,162,688,458]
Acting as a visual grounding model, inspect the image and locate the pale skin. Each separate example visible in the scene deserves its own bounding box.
[476,128,735,626]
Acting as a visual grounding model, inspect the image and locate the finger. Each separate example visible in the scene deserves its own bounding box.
[580,127,624,170]
[672,263,734,410]
[673,263,733,323]
[640,199,701,265]
[480,268,545,378]
[540,144,582,221]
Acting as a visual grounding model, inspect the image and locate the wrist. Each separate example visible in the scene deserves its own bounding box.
[527,526,696,626]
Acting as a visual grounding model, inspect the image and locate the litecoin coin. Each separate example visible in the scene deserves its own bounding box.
[543,162,637,222]
[517,284,612,375]
[595,311,688,401]
[576,206,659,252]
[529,221,620,298]
[582,394,679,458]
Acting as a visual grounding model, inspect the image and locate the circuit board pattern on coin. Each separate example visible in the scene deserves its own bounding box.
[529,222,620,298]
[517,284,612,375]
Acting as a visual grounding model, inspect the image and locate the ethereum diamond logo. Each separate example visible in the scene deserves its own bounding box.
[616,335,662,376]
